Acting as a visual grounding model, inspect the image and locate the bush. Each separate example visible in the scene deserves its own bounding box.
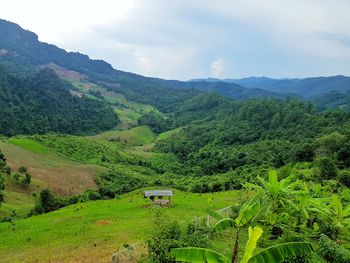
[0,174,4,204]
[337,170,350,188]
[147,219,210,263]
[317,157,337,181]
[31,189,61,214]
[147,220,182,263]
[317,234,350,263]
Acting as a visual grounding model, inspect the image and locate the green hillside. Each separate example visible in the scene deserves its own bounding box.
[0,139,102,202]
[0,66,119,136]
[0,17,350,263]
[0,189,238,262]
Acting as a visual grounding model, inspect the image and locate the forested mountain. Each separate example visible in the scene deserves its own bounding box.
[194,76,350,98]
[0,17,350,263]
[312,90,350,111]
[154,98,350,175]
[0,19,283,110]
[151,78,284,100]
[0,65,118,135]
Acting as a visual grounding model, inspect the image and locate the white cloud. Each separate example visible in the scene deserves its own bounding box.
[211,59,224,77]
[1,0,350,78]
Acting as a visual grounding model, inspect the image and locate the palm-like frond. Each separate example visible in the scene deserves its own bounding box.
[171,247,229,263]
[241,226,263,263]
[213,218,235,232]
[248,242,314,263]
[235,192,263,227]
[207,209,224,220]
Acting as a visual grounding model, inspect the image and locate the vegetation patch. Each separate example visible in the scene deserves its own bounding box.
[8,138,48,154]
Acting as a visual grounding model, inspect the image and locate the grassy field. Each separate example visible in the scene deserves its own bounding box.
[92,126,155,146]
[156,127,183,142]
[8,138,49,154]
[0,189,240,263]
[0,140,102,195]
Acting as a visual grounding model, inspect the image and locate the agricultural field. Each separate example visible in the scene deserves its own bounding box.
[91,125,155,147]
[1,14,350,263]
[0,139,102,196]
[0,189,240,263]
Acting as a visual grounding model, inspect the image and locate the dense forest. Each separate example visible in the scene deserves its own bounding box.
[0,18,350,263]
[153,97,350,175]
[0,65,119,135]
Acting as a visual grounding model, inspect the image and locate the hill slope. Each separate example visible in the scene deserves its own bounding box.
[197,76,350,98]
[0,19,283,113]
[0,65,119,135]
[0,189,238,262]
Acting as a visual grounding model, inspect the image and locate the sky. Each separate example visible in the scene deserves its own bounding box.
[1,0,350,80]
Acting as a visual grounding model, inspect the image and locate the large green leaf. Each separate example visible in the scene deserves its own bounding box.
[268,170,279,198]
[241,226,263,263]
[207,209,224,220]
[332,194,343,219]
[235,192,263,227]
[171,247,229,263]
[213,218,235,232]
[248,242,314,263]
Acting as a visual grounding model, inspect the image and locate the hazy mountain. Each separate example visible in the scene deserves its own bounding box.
[0,19,285,105]
[192,76,350,98]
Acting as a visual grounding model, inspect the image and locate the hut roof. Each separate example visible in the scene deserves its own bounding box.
[144,190,174,197]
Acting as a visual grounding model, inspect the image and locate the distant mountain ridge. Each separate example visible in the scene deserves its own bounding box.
[1,18,350,116]
[191,75,350,98]
[0,18,285,104]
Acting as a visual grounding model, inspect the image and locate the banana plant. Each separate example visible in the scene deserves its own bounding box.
[171,226,314,263]
[244,170,307,232]
[330,194,350,229]
[209,192,263,263]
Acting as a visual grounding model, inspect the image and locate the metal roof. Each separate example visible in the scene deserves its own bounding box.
[144,190,174,197]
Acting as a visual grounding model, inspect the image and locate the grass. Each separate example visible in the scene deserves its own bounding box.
[8,138,48,154]
[49,64,158,131]
[0,190,36,218]
[92,125,155,146]
[0,141,102,195]
[0,189,240,262]
[156,127,183,142]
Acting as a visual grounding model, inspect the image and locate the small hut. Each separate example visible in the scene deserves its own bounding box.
[143,190,173,206]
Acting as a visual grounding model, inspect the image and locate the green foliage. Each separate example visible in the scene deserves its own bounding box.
[147,220,211,263]
[0,150,6,205]
[248,242,314,263]
[171,223,314,263]
[171,247,229,263]
[241,226,263,263]
[317,234,350,263]
[33,134,126,165]
[0,174,4,205]
[8,138,48,154]
[337,170,350,187]
[157,99,350,175]
[139,111,169,133]
[18,166,27,175]
[0,66,119,136]
[317,157,337,181]
[21,173,31,187]
[32,189,60,214]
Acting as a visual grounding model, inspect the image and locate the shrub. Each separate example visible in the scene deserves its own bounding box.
[317,157,337,181]
[147,219,210,263]
[337,170,350,188]
[317,234,350,263]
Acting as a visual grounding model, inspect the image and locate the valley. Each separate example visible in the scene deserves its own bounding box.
[0,18,350,263]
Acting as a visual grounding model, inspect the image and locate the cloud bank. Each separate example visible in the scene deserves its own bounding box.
[1,0,350,79]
